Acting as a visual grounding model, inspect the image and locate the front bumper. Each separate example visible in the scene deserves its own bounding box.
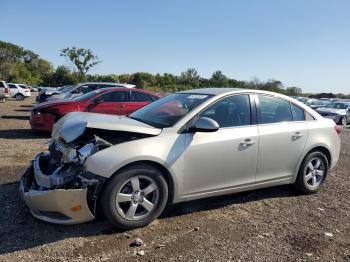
[30,113,55,132]
[20,160,95,225]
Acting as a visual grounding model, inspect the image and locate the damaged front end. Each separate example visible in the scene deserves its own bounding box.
[20,129,152,225]
[20,112,162,225]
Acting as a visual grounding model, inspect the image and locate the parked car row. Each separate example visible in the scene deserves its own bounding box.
[0,80,32,101]
[30,87,163,132]
[36,82,135,103]
[292,96,350,126]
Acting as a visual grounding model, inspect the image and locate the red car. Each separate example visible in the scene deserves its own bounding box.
[30,88,162,132]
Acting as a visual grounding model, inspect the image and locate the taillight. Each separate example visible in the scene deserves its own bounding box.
[334,125,341,135]
[5,87,9,94]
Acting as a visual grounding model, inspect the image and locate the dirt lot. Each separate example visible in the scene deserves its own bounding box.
[0,96,349,262]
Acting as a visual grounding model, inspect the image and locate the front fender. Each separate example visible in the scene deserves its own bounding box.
[84,133,186,196]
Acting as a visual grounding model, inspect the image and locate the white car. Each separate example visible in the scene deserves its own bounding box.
[20,88,341,229]
[8,83,31,100]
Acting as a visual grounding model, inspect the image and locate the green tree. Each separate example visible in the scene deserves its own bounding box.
[60,47,101,82]
[210,70,228,87]
[286,86,302,96]
[51,65,78,86]
[180,68,200,87]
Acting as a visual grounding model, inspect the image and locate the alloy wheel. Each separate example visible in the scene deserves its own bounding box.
[115,175,159,221]
[304,157,325,188]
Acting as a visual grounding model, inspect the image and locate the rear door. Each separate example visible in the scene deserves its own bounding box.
[89,90,130,115]
[255,94,309,182]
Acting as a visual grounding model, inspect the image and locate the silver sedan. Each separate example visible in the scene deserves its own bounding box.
[20,88,341,229]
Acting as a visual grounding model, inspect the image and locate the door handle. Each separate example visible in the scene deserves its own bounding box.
[293,132,303,138]
[117,105,126,108]
[240,138,255,146]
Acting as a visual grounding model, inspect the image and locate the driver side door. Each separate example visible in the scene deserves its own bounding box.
[89,90,130,115]
[182,94,259,196]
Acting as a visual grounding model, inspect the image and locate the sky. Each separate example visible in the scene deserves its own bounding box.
[1,0,350,93]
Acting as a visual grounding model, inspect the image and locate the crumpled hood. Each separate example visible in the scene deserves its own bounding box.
[52,112,162,143]
[316,107,347,115]
[34,100,76,110]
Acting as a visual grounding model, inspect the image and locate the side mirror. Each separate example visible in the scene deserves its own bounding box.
[189,117,219,132]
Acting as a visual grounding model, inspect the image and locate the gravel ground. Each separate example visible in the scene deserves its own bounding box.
[0,96,349,262]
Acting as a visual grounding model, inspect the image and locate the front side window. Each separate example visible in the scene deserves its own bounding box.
[73,90,101,101]
[199,95,251,128]
[130,91,153,102]
[8,84,17,89]
[129,93,212,128]
[258,95,293,124]
[99,91,129,102]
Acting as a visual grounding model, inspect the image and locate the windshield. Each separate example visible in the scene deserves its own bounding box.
[73,90,101,101]
[325,102,350,109]
[129,93,213,128]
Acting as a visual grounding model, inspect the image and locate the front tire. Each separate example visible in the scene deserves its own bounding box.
[101,164,168,229]
[339,116,347,126]
[295,151,329,194]
[15,93,25,101]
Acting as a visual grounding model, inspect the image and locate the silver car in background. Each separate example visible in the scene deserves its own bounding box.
[20,88,341,229]
[316,101,350,126]
[36,82,135,103]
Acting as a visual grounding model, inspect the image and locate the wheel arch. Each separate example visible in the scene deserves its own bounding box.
[100,160,176,204]
[306,146,331,167]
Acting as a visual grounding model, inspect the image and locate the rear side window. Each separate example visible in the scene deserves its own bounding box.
[258,95,293,124]
[100,91,129,102]
[291,104,305,121]
[8,84,17,89]
[0,82,4,88]
[81,84,98,93]
[130,91,153,102]
[305,112,315,121]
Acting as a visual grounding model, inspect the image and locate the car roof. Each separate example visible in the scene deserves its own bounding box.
[96,87,159,94]
[179,88,244,95]
[78,82,135,88]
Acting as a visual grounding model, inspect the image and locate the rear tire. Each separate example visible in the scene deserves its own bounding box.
[15,93,25,101]
[101,164,168,229]
[295,151,329,194]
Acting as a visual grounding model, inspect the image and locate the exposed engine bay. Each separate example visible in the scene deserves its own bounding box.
[26,128,153,216]
[20,111,163,224]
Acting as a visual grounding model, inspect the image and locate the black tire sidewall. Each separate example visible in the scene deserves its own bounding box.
[15,94,24,101]
[296,151,329,194]
[101,164,168,229]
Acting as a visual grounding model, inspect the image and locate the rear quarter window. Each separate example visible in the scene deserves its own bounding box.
[291,104,305,121]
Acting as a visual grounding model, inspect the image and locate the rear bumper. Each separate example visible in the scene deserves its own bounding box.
[20,162,95,225]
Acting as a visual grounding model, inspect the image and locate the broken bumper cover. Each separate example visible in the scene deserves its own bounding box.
[20,162,95,225]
